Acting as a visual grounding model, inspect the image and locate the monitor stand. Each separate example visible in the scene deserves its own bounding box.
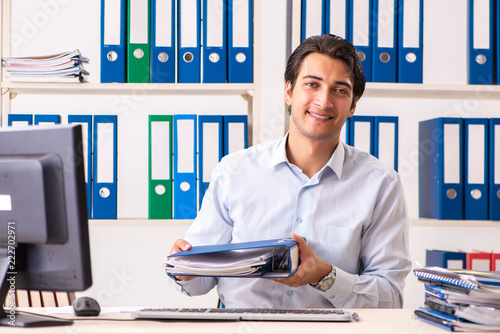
[0,245,73,327]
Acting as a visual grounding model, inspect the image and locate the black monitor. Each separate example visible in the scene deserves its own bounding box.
[0,124,92,327]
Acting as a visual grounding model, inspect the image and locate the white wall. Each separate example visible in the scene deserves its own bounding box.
[5,0,500,309]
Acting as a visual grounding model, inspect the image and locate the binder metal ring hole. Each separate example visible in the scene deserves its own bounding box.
[405,52,417,63]
[497,189,500,199]
[183,52,194,63]
[235,53,246,63]
[99,187,110,198]
[209,52,220,63]
[155,185,166,195]
[107,51,118,62]
[356,51,366,62]
[476,54,486,65]
[470,189,482,200]
[380,53,390,63]
[158,52,169,63]
[446,189,457,200]
[180,182,191,192]
[134,48,144,59]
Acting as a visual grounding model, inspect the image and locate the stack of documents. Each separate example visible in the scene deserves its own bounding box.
[2,50,89,83]
[164,238,299,278]
[413,266,500,331]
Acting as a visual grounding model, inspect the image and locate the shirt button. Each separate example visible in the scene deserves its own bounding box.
[287,290,294,297]
[296,217,303,223]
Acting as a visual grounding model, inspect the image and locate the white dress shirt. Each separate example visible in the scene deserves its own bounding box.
[169,135,411,308]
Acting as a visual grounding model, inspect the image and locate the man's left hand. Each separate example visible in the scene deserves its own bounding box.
[268,232,332,288]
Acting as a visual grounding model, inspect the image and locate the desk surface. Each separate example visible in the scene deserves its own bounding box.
[1,308,489,334]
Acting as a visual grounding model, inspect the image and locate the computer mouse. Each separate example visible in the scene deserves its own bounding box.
[72,296,101,316]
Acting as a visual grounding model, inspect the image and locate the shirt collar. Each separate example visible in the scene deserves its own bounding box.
[327,141,344,180]
[268,133,345,180]
[268,133,290,169]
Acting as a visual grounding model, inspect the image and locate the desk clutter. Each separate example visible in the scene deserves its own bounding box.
[6,113,247,220]
[301,0,494,85]
[413,266,500,331]
[1,50,89,83]
[101,0,253,84]
[419,117,500,221]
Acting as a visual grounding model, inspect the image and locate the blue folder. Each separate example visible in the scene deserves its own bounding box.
[7,114,33,126]
[349,0,373,82]
[178,0,201,83]
[151,0,176,83]
[348,115,374,155]
[324,0,349,40]
[372,0,397,82]
[100,0,127,83]
[228,0,253,83]
[68,115,93,218]
[426,249,466,269]
[34,114,61,125]
[173,114,197,219]
[198,115,223,208]
[468,0,494,84]
[92,115,118,219]
[165,238,299,278]
[464,118,489,220]
[490,118,500,220]
[223,115,248,156]
[301,0,325,41]
[203,0,227,83]
[397,0,423,83]
[373,116,398,171]
[419,118,464,220]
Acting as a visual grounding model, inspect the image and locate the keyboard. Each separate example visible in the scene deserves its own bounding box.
[132,307,354,322]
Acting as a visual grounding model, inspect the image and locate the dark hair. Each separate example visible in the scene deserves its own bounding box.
[284,34,366,105]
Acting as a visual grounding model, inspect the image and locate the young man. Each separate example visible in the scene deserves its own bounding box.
[169,35,411,308]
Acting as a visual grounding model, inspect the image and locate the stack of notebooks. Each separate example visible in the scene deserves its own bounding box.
[2,50,89,83]
[413,266,500,331]
[164,238,299,278]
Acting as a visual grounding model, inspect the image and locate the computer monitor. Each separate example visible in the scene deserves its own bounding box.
[0,124,92,327]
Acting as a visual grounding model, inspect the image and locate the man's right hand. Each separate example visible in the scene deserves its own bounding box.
[169,239,195,281]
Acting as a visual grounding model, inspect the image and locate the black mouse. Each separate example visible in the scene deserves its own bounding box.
[72,296,101,316]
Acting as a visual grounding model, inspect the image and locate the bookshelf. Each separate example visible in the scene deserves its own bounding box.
[0,0,261,143]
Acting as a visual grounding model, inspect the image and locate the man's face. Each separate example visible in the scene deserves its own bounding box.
[285,52,357,144]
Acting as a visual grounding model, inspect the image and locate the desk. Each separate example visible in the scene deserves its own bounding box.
[1,308,490,334]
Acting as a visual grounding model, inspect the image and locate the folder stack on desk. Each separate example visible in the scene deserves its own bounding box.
[2,50,89,83]
[413,266,500,331]
[164,238,299,278]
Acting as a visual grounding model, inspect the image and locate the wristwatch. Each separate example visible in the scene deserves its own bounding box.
[310,266,336,292]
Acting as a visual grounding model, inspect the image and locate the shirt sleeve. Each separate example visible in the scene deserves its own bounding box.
[168,159,235,297]
[322,174,412,308]
[168,276,219,297]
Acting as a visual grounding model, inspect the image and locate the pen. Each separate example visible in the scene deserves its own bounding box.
[414,310,454,331]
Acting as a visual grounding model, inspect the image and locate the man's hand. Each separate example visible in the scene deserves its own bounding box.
[170,239,195,282]
[268,233,332,288]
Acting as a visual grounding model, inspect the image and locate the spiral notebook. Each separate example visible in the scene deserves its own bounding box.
[413,267,500,291]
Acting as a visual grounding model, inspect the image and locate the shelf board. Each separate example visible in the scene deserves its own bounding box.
[410,218,500,227]
[2,81,500,100]
[88,219,193,227]
[364,82,500,100]
[1,82,255,96]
